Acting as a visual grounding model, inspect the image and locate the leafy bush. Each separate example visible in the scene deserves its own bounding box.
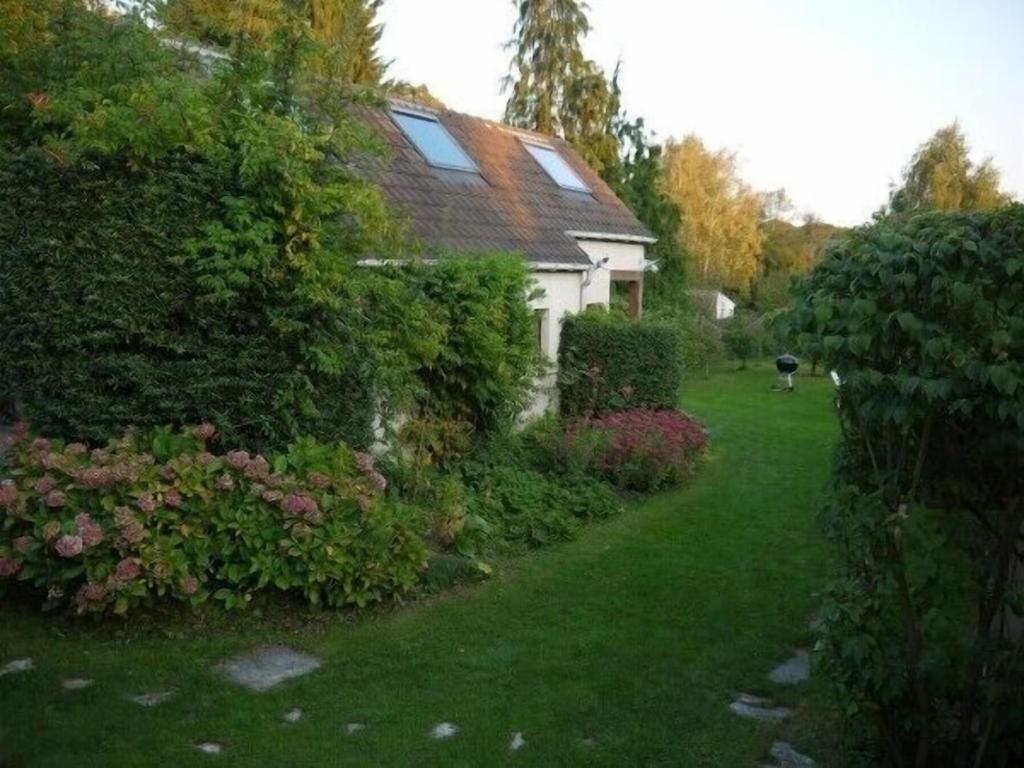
[558,311,684,417]
[408,255,543,433]
[788,204,1024,767]
[721,311,765,369]
[0,424,426,614]
[581,409,707,492]
[0,4,440,453]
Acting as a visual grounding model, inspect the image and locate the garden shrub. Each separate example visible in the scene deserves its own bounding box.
[406,254,543,433]
[557,311,684,417]
[721,310,766,369]
[788,204,1024,767]
[581,409,707,492]
[0,424,426,614]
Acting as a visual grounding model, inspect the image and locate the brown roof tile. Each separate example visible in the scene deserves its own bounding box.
[355,102,653,267]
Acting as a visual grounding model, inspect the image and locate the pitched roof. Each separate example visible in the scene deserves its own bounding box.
[355,101,654,267]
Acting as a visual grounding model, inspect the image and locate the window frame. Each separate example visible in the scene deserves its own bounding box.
[390,107,479,173]
[521,140,591,193]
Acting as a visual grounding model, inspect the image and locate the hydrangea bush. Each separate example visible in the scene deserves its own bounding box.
[0,424,426,614]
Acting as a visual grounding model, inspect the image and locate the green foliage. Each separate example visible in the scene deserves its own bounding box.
[406,254,544,434]
[0,2,439,452]
[721,311,766,369]
[0,425,427,614]
[788,205,1024,767]
[558,311,684,417]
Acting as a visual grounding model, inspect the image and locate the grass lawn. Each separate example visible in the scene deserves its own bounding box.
[0,364,844,767]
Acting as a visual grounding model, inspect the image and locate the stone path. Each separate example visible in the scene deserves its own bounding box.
[282,708,303,724]
[127,690,176,707]
[0,657,33,676]
[768,650,810,685]
[61,677,94,691]
[729,693,792,722]
[762,740,816,768]
[429,722,459,740]
[509,731,526,752]
[218,646,322,692]
[195,742,222,755]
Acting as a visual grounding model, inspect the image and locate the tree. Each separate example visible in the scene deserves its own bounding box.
[502,0,621,179]
[887,122,1008,216]
[662,135,764,297]
[161,0,387,85]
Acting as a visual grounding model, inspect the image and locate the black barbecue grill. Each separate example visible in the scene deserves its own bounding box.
[774,353,799,391]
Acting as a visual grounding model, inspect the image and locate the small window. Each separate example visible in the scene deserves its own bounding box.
[533,309,550,356]
[523,142,590,192]
[392,109,477,172]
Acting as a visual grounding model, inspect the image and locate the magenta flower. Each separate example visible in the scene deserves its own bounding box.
[13,535,34,553]
[136,494,157,514]
[34,475,56,495]
[115,558,140,582]
[195,423,217,442]
[164,489,183,508]
[283,492,320,522]
[44,490,67,508]
[54,534,83,558]
[0,557,22,577]
[0,480,18,509]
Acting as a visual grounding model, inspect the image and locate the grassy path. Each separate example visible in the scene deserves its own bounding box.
[0,365,839,767]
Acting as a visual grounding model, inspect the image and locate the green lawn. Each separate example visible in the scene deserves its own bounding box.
[0,365,842,767]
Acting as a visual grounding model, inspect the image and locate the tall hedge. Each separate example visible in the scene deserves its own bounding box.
[0,151,375,451]
[557,311,683,416]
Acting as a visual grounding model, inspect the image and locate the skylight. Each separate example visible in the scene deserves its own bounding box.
[391,109,477,172]
[523,142,590,192]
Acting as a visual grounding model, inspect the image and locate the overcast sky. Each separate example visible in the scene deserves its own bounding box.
[378,0,1023,226]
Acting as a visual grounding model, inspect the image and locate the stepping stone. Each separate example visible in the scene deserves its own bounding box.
[509,731,526,751]
[282,708,303,724]
[729,693,791,722]
[344,722,365,735]
[195,742,222,755]
[62,677,95,691]
[769,650,811,685]
[0,658,33,676]
[127,690,175,707]
[769,741,816,767]
[218,646,322,692]
[580,737,597,748]
[429,722,459,740]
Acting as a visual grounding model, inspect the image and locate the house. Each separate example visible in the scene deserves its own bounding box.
[686,289,736,320]
[357,99,655,411]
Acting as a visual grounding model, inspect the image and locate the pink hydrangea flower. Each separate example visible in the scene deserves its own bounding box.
[164,489,183,508]
[90,448,110,464]
[75,513,104,548]
[216,473,235,491]
[78,466,115,489]
[283,492,320,522]
[179,574,199,595]
[33,475,56,495]
[0,557,21,577]
[75,582,108,605]
[225,450,251,471]
[64,442,87,457]
[355,452,376,474]
[115,558,140,582]
[195,423,217,442]
[41,520,62,541]
[244,455,270,480]
[160,465,177,482]
[261,489,283,504]
[13,535,34,553]
[368,470,387,493]
[31,437,51,456]
[0,480,18,509]
[264,473,284,489]
[44,490,67,508]
[54,534,83,558]
[136,494,157,514]
[307,472,330,489]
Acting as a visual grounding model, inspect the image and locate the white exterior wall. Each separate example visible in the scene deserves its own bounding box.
[715,292,736,320]
[524,240,647,417]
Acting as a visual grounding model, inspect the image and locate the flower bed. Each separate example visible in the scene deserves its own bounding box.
[0,424,426,615]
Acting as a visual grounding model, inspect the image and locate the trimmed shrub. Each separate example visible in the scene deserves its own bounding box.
[557,311,684,417]
[0,424,426,614]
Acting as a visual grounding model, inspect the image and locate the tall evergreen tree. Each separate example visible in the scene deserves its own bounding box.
[502,0,620,178]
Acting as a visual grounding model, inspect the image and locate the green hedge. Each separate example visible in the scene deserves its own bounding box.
[0,151,374,451]
[557,311,684,416]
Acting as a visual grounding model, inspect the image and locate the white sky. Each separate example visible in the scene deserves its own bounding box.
[378,0,1024,226]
